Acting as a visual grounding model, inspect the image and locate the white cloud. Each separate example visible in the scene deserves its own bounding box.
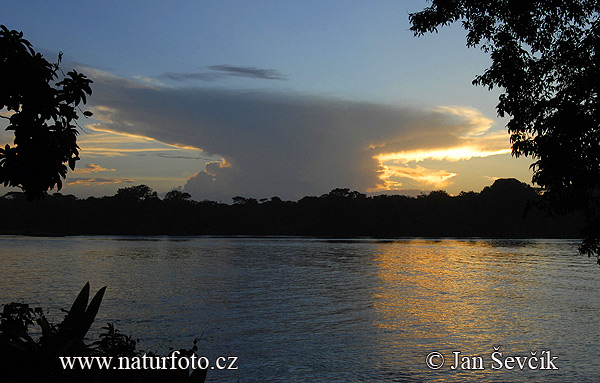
[378,164,457,190]
[73,164,116,174]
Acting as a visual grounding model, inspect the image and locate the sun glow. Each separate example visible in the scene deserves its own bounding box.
[372,145,511,192]
[376,147,511,164]
[66,178,135,186]
[73,164,116,174]
[77,123,203,158]
[373,162,457,191]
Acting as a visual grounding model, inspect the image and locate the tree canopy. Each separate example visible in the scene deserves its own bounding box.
[0,25,92,200]
[116,184,158,201]
[409,1,600,257]
[0,180,584,238]
[164,189,192,202]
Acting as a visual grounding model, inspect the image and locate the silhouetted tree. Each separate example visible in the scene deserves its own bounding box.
[164,189,192,202]
[232,196,257,205]
[323,188,366,200]
[409,1,600,258]
[0,25,93,200]
[423,190,451,201]
[115,184,158,201]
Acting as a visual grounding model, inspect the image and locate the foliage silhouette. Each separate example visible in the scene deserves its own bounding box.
[116,184,159,201]
[0,179,584,239]
[0,283,207,383]
[409,1,600,258]
[0,25,93,200]
[164,189,192,202]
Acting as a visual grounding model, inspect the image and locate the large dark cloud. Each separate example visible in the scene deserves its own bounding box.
[84,68,500,201]
[159,72,223,82]
[158,65,286,83]
[208,65,287,80]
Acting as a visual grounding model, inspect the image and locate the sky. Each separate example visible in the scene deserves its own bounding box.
[2,0,534,202]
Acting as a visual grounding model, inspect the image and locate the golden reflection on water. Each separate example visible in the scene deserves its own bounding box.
[370,239,558,380]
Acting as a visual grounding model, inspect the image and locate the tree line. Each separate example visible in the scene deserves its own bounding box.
[0,178,583,238]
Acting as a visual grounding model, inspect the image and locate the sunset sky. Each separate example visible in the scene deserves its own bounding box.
[2,0,533,201]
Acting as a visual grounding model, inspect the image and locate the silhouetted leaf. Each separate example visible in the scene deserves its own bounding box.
[82,286,107,334]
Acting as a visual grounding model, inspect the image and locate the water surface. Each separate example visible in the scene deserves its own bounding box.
[0,236,597,382]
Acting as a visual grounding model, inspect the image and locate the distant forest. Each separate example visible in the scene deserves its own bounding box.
[0,178,583,238]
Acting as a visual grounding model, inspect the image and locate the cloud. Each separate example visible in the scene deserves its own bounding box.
[483,175,500,183]
[77,119,202,158]
[184,160,238,201]
[158,65,287,83]
[83,68,510,201]
[74,164,116,174]
[376,146,511,164]
[0,110,15,118]
[159,72,223,82]
[133,75,167,86]
[208,65,287,80]
[66,177,135,186]
[379,164,457,190]
[136,153,214,160]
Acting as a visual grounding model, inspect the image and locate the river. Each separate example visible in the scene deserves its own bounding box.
[0,236,597,382]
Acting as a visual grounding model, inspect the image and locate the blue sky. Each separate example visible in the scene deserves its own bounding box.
[2,0,532,201]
